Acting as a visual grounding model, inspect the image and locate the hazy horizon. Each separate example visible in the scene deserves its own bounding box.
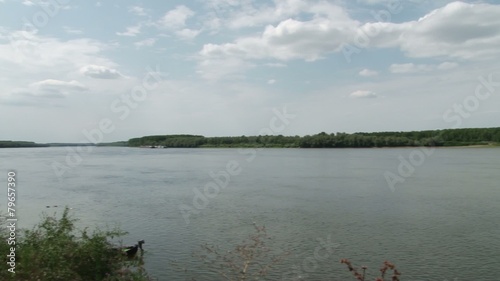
[3,125,500,144]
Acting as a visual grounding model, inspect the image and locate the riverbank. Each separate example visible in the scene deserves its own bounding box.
[3,127,500,149]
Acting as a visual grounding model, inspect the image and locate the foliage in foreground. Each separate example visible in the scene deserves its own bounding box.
[171,223,290,281]
[1,210,406,280]
[341,259,401,281]
[171,223,406,281]
[0,208,153,281]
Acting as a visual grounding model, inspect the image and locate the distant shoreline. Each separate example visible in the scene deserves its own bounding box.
[2,144,499,149]
[125,128,500,149]
[2,127,499,149]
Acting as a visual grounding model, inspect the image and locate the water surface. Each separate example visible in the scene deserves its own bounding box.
[1,147,499,280]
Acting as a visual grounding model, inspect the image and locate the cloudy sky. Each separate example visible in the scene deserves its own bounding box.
[1,0,499,143]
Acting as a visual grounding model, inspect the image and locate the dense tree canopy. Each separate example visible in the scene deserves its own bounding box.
[126,127,500,148]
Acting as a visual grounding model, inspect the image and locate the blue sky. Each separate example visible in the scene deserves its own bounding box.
[1,0,500,143]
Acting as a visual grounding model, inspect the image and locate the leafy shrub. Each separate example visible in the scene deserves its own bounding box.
[0,207,153,281]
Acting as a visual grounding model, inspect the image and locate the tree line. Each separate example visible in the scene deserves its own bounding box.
[127,127,500,148]
[0,141,48,148]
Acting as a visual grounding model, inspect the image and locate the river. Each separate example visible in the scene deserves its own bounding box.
[1,147,499,280]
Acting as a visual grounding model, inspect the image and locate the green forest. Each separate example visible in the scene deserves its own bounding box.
[127,127,500,148]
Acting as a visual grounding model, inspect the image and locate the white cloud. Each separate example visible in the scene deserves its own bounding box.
[350,90,377,99]
[1,30,111,68]
[197,2,360,80]
[200,16,358,63]
[225,0,305,29]
[199,0,500,77]
[80,65,123,79]
[134,38,156,48]
[156,5,199,39]
[394,2,500,59]
[3,0,500,141]
[22,0,34,6]
[0,29,119,107]
[390,62,458,73]
[116,25,141,37]
[175,28,201,40]
[129,6,147,16]
[22,79,88,99]
[158,5,194,30]
[356,21,409,48]
[32,79,87,91]
[359,69,378,77]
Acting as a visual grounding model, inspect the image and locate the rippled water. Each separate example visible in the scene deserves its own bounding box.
[1,147,499,280]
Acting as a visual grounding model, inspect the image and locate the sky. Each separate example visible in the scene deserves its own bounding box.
[1,0,500,143]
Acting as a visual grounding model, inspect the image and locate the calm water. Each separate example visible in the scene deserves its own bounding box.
[1,147,499,280]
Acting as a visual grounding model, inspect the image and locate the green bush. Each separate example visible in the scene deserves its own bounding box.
[1,208,153,281]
